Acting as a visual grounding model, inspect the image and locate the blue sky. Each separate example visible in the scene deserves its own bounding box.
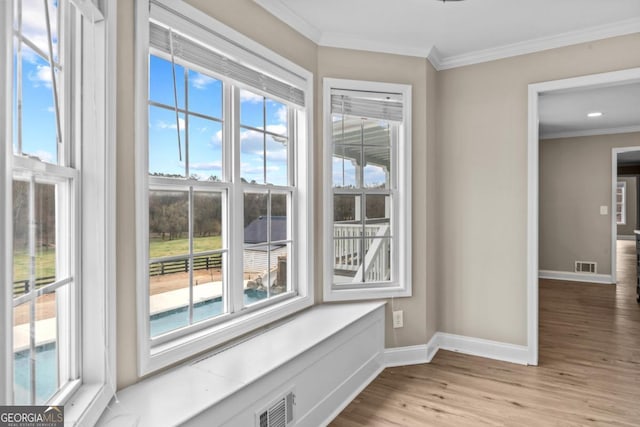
[14,1,385,189]
[148,55,289,185]
[13,0,59,164]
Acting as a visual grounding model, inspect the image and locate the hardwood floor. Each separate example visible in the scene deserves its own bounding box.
[331,240,640,426]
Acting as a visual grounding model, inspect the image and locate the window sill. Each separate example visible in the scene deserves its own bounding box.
[324,282,412,302]
[98,301,385,427]
[140,293,314,375]
[62,382,114,427]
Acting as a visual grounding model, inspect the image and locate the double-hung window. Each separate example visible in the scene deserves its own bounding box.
[323,79,412,301]
[136,0,313,374]
[2,0,115,423]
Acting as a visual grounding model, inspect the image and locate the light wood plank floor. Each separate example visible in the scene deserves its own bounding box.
[331,241,640,426]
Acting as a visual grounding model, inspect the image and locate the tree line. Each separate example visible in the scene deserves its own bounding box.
[12,181,56,251]
[149,191,288,241]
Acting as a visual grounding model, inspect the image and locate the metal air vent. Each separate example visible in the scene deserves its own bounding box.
[256,391,295,427]
[575,261,597,274]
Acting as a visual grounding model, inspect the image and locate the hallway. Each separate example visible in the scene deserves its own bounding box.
[331,240,640,426]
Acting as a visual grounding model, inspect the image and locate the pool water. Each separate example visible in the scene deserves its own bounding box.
[13,342,58,405]
[150,289,267,337]
[13,289,268,404]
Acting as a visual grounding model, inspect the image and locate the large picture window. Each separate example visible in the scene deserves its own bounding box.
[323,79,412,301]
[136,0,313,374]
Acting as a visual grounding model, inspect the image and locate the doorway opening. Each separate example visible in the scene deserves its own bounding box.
[527,67,640,365]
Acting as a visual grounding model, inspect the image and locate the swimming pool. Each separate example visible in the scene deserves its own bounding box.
[13,289,268,404]
[150,289,267,337]
[13,342,57,405]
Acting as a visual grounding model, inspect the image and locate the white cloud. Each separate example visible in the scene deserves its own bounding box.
[240,129,264,155]
[190,161,222,171]
[32,149,55,163]
[29,64,53,88]
[265,149,287,162]
[266,124,287,136]
[240,163,263,175]
[155,118,185,131]
[191,73,216,90]
[276,106,287,124]
[19,0,58,63]
[240,90,263,103]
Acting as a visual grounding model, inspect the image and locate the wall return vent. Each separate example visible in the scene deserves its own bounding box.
[257,391,295,427]
[575,261,597,274]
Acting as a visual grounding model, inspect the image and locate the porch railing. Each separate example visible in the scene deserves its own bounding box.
[334,222,390,282]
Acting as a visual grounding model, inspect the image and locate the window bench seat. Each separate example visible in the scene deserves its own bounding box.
[97,301,385,426]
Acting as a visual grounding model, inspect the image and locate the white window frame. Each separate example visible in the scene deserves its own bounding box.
[135,0,314,375]
[616,181,626,225]
[1,0,116,424]
[323,78,412,301]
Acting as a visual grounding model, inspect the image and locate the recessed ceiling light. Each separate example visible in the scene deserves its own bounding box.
[587,112,603,118]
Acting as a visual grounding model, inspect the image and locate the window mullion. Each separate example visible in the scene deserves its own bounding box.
[16,1,22,156]
[262,98,266,185]
[183,66,189,177]
[267,190,271,299]
[359,120,366,283]
[230,86,244,314]
[288,108,295,187]
[188,187,194,325]
[56,178,72,392]
[27,175,36,405]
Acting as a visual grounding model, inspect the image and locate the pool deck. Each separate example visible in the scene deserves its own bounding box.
[150,280,224,315]
[14,280,239,352]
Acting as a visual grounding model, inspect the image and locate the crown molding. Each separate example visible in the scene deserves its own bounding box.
[541,125,640,140]
[319,32,432,58]
[426,46,443,71]
[436,17,640,70]
[253,0,322,43]
[253,0,640,70]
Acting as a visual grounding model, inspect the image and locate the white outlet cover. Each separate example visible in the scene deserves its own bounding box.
[392,310,403,328]
[600,205,608,215]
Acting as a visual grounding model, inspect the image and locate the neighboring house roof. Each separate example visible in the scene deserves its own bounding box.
[244,216,287,244]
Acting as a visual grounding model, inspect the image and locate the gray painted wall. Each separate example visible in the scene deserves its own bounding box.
[540,133,640,275]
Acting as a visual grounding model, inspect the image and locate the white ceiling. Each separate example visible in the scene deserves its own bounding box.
[539,82,640,139]
[254,0,640,69]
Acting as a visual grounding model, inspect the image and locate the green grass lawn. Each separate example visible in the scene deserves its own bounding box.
[13,249,56,284]
[13,236,222,287]
[149,235,222,259]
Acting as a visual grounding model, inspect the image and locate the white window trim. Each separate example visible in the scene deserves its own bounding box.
[135,0,314,375]
[617,181,626,225]
[323,78,412,301]
[0,0,11,405]
[0,0,116,424]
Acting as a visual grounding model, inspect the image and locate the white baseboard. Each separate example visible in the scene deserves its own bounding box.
[434,332,530,365]
[383,344,429,367]
[425,333,439,363]
[617,235,635,241]
[384,331,529,370]
[539,270,614,284]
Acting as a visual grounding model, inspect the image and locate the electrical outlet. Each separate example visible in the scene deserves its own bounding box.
[392,310,403,328]
[600,205,608,215]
